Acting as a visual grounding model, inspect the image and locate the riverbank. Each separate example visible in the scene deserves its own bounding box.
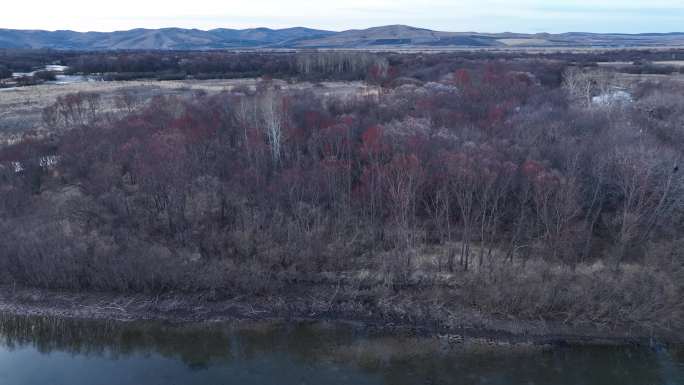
[0,285,680,348]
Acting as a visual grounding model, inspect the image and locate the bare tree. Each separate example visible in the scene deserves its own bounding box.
[563,67,595,107]
[114,88,142,114]
[259,89,285,165]
[608,145,680,265]
[531,161,582,261]
[384,154,423,254]
[445,147,479,271]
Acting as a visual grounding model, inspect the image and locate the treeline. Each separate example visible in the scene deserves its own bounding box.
[69,51,391,82]
[3,48,684,83]
[54,49,684,82]
[613,62,684,75]
[0,49,73,73]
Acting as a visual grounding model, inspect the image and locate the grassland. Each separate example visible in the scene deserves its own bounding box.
[0,79,378,145]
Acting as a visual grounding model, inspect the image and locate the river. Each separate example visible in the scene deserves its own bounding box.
[6,65,101,89]
[0,315,681,385]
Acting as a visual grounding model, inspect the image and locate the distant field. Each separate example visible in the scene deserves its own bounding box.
[615,72,684,83]
[650,60,684,67]
[598,60,684,67]
[497,38,551,46]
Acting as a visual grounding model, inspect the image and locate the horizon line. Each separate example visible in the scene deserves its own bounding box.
[2,25,684,35]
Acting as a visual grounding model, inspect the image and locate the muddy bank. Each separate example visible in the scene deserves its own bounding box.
[0,285,679,347]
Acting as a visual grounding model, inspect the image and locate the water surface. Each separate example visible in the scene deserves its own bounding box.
[0,315,681,385]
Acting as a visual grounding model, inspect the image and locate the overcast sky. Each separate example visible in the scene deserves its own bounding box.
[3,0,683,33]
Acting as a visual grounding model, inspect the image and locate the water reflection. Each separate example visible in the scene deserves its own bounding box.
[0,314,681,385]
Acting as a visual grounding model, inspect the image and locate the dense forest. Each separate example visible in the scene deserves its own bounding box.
[3,48,684,83]
[0,51,682,335]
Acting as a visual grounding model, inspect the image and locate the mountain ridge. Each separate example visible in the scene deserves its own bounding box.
[2,25,684,50]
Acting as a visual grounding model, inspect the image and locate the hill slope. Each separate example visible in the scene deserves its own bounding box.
[2,25,684,50]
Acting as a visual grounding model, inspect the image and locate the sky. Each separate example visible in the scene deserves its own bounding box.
[2,0,683,34]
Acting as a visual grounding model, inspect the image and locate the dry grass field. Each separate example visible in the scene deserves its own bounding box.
[0,79,379,145]
[613,72,684,85]
[598,60,684,67]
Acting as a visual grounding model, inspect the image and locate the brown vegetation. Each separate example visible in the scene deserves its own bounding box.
[0,52,683,338]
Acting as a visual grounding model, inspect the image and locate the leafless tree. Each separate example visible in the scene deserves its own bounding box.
[259,89,286,165]
[608,145,681,265]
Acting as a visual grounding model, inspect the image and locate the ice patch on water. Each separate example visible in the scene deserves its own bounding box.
[593,90,633,107]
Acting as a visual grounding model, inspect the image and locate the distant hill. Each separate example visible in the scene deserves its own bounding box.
[2,25,684,50]
[286,25,503,48]
[0,27,336,50]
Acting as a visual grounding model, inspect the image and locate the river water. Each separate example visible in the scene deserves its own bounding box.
[0,315,681,385]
